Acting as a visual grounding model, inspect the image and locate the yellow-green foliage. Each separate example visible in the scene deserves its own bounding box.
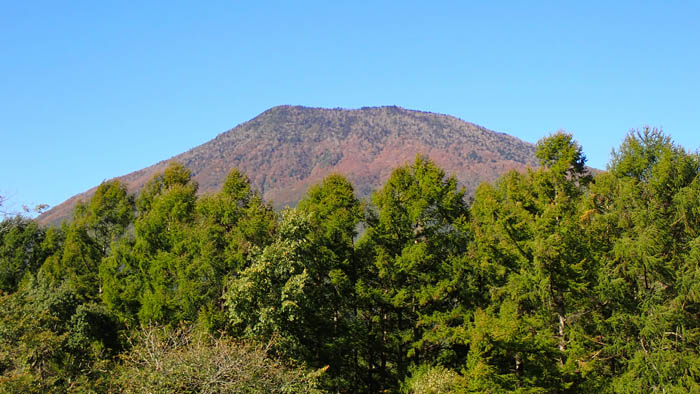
[403,365,465,394]
[115,325,324,394]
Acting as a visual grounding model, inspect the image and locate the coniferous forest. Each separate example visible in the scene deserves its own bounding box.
[2,129,700,393]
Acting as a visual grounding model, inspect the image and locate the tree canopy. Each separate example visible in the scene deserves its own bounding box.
[2,130,700,392]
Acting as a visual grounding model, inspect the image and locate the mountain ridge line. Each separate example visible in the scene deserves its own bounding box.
[37,105,540,226]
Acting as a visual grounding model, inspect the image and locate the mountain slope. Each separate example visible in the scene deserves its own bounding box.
[38,106,539,225]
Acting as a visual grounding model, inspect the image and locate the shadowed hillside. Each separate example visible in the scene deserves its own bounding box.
[38,105,538,225]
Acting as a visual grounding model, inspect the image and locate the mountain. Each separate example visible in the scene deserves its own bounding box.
[38,105,539,225]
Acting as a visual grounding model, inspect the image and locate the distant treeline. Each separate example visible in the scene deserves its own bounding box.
[1,128,699,393]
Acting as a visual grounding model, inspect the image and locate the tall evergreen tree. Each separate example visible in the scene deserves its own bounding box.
[357,155,470,390]
[464,132,594,391]
[42,180,134,301]
[101,162,198,324]
[583,128,700,391]
[297,174,365,391]
[190,168,276,330]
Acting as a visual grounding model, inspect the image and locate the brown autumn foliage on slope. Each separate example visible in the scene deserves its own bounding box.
[38,105,538,226]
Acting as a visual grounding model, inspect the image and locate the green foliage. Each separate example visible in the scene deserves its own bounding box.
[41,180,134,301]
[6,130,700,392]
[99,236,143,324]
[298,173,363,249]
[535,130,588,178]
[465,132,601,391]
[296,174,365,390]
[225,208,322,355]
[122,162,199,324]
[609,127,674,180]
[0,216,46,293]
[192,169,276,330]
[101,165,276,329]
[581,128,700,391]
[357,155,471,388]
[80,180,134,254]
[225,180,366,391]
[0,274,121,393]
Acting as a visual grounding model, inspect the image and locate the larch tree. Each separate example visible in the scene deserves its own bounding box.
[190,168,276,330]
[357,155,470,390]
[42,180,134,301]
[101,162,198,324]
[584,128,700,391]
[464,132,594,392]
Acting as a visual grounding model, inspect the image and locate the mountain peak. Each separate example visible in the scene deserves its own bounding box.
[38,106,538,226]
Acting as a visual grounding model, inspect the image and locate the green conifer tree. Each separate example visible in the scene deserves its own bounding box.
[357,155,470,390]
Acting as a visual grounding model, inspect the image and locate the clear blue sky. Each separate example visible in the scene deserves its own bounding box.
[2,1,699,214]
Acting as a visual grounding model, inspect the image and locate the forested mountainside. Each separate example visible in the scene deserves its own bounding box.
[38,105,538,226]
[3,128,700,392]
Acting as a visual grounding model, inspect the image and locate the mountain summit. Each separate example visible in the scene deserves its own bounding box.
[38,106,538,225]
